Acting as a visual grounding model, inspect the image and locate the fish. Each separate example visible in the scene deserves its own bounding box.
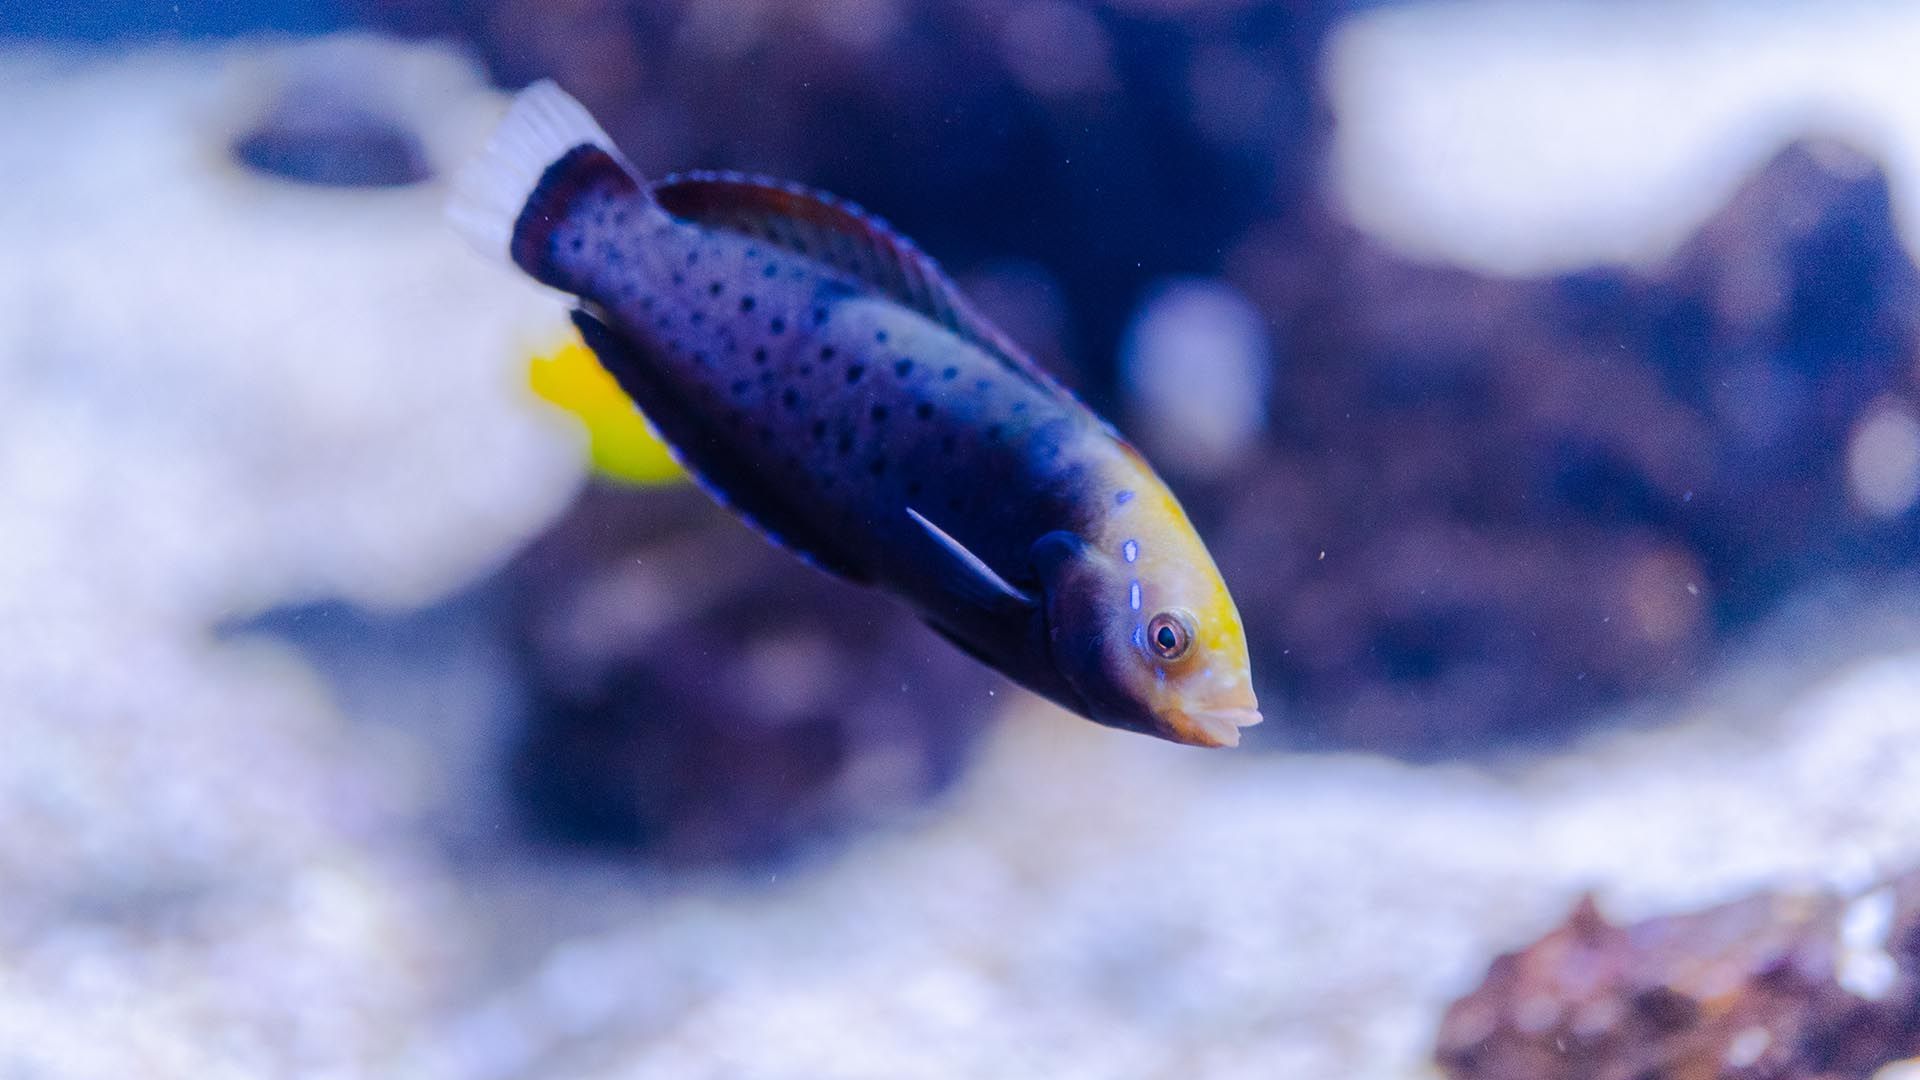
[529,334,685,486]
[449,81,1261,747]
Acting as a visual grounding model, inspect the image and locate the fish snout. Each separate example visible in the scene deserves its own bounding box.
[1162,700,1263,748]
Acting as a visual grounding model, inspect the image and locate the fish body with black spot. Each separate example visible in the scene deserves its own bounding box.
[451,82,1261,747]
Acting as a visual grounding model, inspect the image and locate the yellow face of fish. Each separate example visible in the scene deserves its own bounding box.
[1126,517,1262,747]
[1040,450,1262,747]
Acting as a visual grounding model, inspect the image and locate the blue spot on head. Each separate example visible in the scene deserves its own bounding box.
[1129,581,1142,611]
[1115,490,1135,506]
[1132,625,1147,650]
[1122,540,1138,563]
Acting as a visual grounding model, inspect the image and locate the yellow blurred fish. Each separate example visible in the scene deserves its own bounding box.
[528,335,683,485]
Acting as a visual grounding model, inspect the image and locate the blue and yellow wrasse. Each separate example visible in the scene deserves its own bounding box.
[451,83,1260,747]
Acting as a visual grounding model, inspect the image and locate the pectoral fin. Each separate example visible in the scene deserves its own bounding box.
[1028,530,1090,587]
[905,507,1037,613]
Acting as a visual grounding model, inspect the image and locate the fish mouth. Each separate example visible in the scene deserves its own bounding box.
[1166,706,1264,748]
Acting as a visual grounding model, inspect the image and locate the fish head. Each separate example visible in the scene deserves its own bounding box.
[1033,494,1260,748]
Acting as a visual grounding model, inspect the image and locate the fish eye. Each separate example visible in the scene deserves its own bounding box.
[1146,611,1194,662]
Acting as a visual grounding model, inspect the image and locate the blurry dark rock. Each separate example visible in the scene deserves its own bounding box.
[232,61,431,187]
[366,0,1920,756]
[1220,139,1920,755]
[1639,142,1920,620]
[360,0,1338,398]
[1436,871,1920,1080]
[505,481,997,867]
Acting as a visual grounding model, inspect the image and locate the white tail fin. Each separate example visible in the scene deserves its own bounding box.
[446,79,626,262]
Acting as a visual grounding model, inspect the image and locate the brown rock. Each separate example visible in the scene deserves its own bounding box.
[504,482,998,866]
[1437,873,1920,1080]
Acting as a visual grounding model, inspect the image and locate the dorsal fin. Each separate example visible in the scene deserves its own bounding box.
[651,171,1073,402]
